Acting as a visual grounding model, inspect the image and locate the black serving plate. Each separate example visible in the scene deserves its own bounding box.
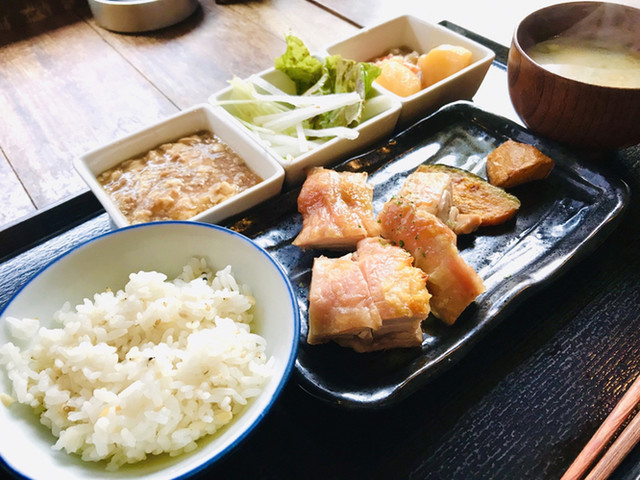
[225,100,629,408]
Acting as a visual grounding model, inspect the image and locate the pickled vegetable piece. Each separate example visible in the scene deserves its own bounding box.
[375,59,422,97]
[486,140,555,189]
[418,44,473,88]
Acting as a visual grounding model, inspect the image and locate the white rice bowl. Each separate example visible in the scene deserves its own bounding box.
[0,221,299,480]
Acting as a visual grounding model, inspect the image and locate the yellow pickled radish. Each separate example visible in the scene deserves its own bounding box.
[418,45,473,89]
[375,59,422,97]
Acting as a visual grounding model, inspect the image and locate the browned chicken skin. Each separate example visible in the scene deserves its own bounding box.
[293,167,380,250]
[307,237,430,352]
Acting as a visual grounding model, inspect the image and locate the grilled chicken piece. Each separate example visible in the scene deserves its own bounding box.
[451,212,483,235]
[307,254,382,345]
[356,237,431,324]
[337,327,425,352]
[416,164,519,228]
[343,238,430,351]
[398,169,482,235]
[293,167,380,250]
[378,197,485,325]
[307,237,431,352]
[398,170,454,223]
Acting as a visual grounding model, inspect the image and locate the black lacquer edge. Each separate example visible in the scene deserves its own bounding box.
[288,102,631,408]
[437,20,509,69]
[0,191,104,264]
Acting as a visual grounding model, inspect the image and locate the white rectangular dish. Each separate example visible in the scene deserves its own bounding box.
[325,15,495,127]
[74,104,285,228]
[209,67,402,186]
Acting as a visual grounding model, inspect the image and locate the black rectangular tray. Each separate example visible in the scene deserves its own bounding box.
[223,100,629,408]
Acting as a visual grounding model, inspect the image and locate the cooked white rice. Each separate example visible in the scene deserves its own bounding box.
[0,257,272,470]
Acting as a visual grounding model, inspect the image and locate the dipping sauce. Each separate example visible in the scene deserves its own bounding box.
[98,131,262,224]
[528,37,640,88]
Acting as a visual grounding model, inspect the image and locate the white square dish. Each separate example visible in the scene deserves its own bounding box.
[209,67,402,186]
[325,15,496,127]
[74,104,285,228]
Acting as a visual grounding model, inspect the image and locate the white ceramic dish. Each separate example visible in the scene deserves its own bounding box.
[88,0,199,33]
[74,104,285,229]
[209,67,402,186]
[325,15,496,127]
[0,221,299,480]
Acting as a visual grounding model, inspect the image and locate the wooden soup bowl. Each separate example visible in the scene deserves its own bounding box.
[507,1,640,150]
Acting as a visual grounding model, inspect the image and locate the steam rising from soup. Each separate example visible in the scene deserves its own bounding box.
[526,4,640,88]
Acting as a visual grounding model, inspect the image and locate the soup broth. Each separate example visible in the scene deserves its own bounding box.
[528,37,640,88]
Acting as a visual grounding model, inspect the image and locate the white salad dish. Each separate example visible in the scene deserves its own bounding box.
[325,15,496,127]
[0,221,299,480]
[209,66,402,186]
[74,104,285,229]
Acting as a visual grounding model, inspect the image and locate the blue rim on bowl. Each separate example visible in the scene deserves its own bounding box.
[0,221,300,480]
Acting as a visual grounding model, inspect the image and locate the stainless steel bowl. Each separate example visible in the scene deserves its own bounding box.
[88,0,199,33]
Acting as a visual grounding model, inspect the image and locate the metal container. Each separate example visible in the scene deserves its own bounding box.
[88,0,199,33]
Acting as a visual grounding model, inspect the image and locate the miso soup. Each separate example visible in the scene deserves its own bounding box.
[528,37,640,88]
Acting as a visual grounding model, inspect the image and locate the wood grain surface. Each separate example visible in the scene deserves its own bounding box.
[85,0,358,108]
[308,0,640,45]
[0,12,179,212]
[0,0,357,229]
[2,2,640,479]
[0,149,35,226]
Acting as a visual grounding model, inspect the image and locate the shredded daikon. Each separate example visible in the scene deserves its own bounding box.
[211,77,364,160]
[208,35,382,161]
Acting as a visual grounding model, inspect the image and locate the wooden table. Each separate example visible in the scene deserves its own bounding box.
[0,0,359,229]
[2,1,640,479]
[3,0,638,230]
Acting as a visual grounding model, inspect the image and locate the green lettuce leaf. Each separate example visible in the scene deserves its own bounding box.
[310,55,381,128]
[273,34,382,130]
[274,35,324,94]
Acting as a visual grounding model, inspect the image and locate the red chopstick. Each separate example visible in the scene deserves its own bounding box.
[561,372,640,480]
